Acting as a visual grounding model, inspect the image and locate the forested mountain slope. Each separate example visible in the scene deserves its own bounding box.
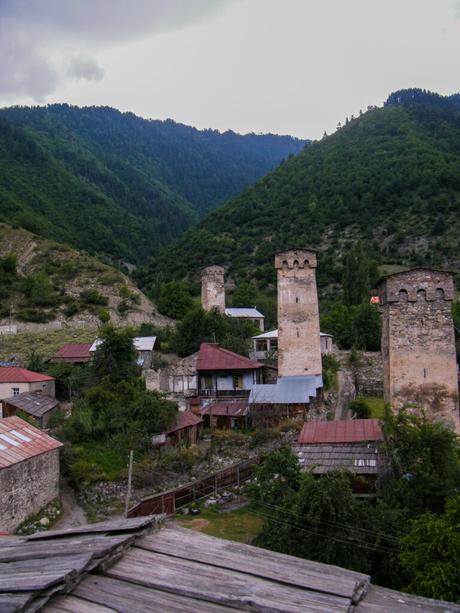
[139,89,460,296]
[0,104,306,263]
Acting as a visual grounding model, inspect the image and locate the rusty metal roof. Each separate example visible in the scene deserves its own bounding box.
[50,343,92,362]
[0,367,54,383]
[197,343,263,371]
[166,411,203,434]
[298,419,382,444]
[2,392,59,418]
[0,416,62,469]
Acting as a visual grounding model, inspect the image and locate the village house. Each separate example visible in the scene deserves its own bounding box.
[164,410,203,447]
[2,392,60,428]
[90,335,157,369]
[293,419,383,493]
[0,416,62,533]
[0,367,55,401]
[200,400,249,429]
[159,352,197,396]
[225,307,265,331]
[196,342,264,401]
[251,329,333,361]
[49,342,92,364]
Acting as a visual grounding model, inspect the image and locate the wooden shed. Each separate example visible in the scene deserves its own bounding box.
[165,411,203,447]
[1,391,60,428]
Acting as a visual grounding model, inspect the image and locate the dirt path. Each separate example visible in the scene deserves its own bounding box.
[53,479,87,530]
[335,367,356,420]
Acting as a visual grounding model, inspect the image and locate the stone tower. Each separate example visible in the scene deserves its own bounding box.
[201,266,225,314]
[378,268,459,432]
[275,249,322,378]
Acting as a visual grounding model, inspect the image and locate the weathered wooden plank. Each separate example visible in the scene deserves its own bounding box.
[138,525,368,600]
[356,585,460,613]
[72,574,235,613]
[106,546,352,612]
[25,516,158,540]
[44,594,116,613]
[0,554,92,593]
[0,592,33,613]
[0,534,133,563]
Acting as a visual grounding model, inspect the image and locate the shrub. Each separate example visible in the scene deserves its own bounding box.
[249,428,281,448]
[80,289,108,305]
[349,399,371,419]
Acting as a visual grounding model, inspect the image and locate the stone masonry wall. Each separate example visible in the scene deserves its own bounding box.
[201,266,226,313]
[379,268,459,432]
[275,249,322,377]
[0,449,60,533]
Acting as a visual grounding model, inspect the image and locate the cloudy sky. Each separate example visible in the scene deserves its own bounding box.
[1,0,460,139]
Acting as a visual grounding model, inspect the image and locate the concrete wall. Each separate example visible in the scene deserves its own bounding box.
[201,266,225,313]
[0,449,60,533]
[275,250,322,377]
[379,269,459,432]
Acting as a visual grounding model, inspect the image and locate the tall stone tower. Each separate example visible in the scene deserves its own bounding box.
[201,266,225,314]
[378,268,459,432]
[275,249,322,378]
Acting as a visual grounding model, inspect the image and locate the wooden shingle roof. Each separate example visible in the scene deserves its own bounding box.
[1,517,459,612]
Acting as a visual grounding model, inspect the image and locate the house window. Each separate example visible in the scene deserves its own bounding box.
[270,340,278,350]
[256,340,267,352]
[233,375,244,389]
[12,388,20,397]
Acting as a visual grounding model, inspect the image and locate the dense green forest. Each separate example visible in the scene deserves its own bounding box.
[140,89,460,299]
[0,104,305,263]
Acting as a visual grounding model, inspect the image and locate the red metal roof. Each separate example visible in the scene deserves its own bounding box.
[51,343,92,362]
[298,419,383,445]
[196,343,263,371]
[0,416,62,469]
[200,401,248,417]
[166,411,203,434]
[0,367,54,383]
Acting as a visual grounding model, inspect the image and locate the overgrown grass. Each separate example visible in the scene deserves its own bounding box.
[68,441,127,483]
[356,396,385,419]
[0,327,96,363]
[176,505,263,544]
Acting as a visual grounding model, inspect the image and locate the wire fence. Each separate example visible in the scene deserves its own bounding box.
[127,458,259,518]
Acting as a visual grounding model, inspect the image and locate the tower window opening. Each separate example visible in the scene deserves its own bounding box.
[296,297,299,303]
[423,368,427,379]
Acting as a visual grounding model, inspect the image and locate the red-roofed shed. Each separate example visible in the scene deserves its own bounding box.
[200,401,249,430]
[164,411,203,447]
[197,343,263,400]
[0,416,62,532]
[50,343,92,364]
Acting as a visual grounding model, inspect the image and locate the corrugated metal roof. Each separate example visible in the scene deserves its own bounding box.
[90,336,157,353]
[166,411,203,434]
[252,329,333,340]
[293,442,381,474]
[225,307,264,318]
[50,343,92,362]
[197,343,263,371]
[0,416,62,469]
[200,401,248,417]
[0,367,54,383]
[249,375,322,404]
[298,419,382,444]
[2,392,59,418]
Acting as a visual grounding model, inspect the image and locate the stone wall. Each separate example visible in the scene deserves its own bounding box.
[378,268,459,432]
[275,249,322,378]
[0,449,60,533]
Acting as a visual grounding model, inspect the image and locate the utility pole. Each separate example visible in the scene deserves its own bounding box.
[125,450,134,517]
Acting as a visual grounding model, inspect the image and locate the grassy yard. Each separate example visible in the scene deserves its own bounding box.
[175,505,264,544]
[357,395,385,419]
[69,441,128,483]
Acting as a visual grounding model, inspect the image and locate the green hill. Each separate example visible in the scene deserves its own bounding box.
[139,89,460,297]
[0,105,306,263]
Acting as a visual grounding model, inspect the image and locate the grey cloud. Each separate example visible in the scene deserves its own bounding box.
[66,56,105,82]
[0,0,236,101]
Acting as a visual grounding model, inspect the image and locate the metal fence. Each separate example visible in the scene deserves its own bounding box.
[127,458,259,518]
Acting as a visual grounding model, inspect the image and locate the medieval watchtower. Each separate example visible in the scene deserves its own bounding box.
[275,249,322,378]
[201,266,225,314]
[378,268,459,432]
